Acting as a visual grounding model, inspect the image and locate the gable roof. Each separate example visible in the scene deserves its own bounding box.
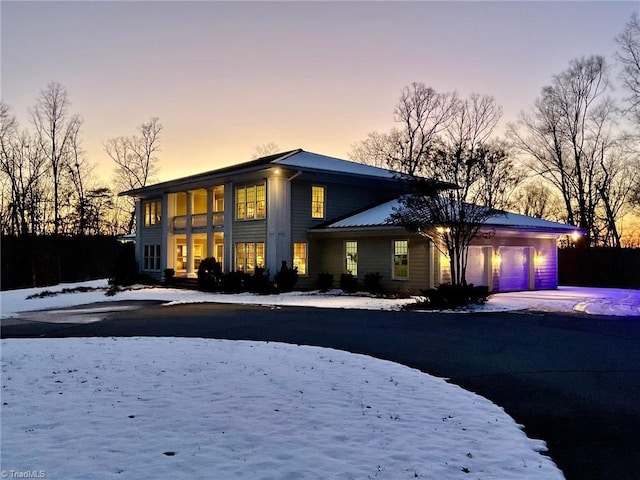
[317,198,579,234]
[121,149,402,197]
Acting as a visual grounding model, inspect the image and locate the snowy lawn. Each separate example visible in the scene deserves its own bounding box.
[1,337,564,479]
[1,279,639,318]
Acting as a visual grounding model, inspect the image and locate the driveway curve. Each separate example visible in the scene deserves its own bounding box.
[3,302,640,480]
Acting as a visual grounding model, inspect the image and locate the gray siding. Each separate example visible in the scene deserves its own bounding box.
[232,220,267,243]
[290,179,396,243]
[309,233,431,294]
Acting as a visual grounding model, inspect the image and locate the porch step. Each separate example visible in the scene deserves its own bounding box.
[168,277,199,290]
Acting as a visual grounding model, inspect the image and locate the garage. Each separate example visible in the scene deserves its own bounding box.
[498,247,532,292]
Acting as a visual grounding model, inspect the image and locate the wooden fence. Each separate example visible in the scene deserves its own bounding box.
[1,235,127,291]
[558,248,640,288]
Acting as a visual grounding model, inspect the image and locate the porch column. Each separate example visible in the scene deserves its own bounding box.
[223,181,233,272]
[483,246,494,291]
[426,240,435,289]
[135,200,144,272]
[165,193,175,270]
[160,193,168,273]
[186,190,195,278]
[206,187,214,258]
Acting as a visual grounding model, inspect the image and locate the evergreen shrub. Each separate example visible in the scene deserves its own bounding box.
[197,257,223,292]
[340,273,360,293]
[274,261,298,292]
[315,272,334,291]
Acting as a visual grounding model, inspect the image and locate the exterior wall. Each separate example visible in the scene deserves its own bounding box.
[290,179,396,242]
[309,232,432,294]
[130,160,562,292]
[467,234,559,291]
[290,177,400,288]
[137,197,163,280]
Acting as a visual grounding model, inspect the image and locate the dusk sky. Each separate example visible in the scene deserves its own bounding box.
[2,1,638,183]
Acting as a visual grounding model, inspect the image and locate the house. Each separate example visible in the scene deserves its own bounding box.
[122,149,579,293]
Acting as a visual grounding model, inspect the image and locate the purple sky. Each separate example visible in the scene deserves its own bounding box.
[2,1,638,182]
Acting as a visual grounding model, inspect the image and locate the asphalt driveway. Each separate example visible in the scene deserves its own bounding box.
[3,303,640,480]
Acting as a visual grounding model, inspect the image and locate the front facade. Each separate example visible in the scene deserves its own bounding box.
[124,149,578,293]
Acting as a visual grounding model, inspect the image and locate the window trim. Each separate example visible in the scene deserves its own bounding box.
[311,185,326,220]
[236,183,266,221]
[392,239,409,280]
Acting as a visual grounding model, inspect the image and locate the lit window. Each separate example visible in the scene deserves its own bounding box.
[236,184,266,220]
[143,244,161,271]
[393,240,408,279]
[293,243,307,276]
[312,186,325,219]
[235,242,265,273]
[256,243,265,269]
[345,241,358,276]
[236,243,246,272]
[256,184,266,219]
[144,200,162,226]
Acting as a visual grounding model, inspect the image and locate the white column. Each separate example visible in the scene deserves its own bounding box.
[426,241,434,289]
[484,246,494,292]
[206,187,214,258]
[161,193,169,273]
[223,182,233,272]
[135,200,144,272]
[186,191,194,277]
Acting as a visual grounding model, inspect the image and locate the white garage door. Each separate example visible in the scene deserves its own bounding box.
[466,247,488,286]
[499,247,530,292]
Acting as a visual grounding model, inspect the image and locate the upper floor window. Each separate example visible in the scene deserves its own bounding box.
[345,241,358,276]
[236,184,266,220]
[144,200,162,227]
[311,186,325,219]
[393,240,409,279]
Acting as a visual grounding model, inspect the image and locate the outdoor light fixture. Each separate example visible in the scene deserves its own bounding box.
[274,168,281,175]
[571,231,581,242]
[492,251,502,269]
[436,226,451,234]
[534,252,544,267]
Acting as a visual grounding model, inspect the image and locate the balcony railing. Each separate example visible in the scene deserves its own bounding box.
[172,212,224,232]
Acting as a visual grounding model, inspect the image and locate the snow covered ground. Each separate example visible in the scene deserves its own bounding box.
[2,281,638,479]
[1,279,639,319]
[2,338,564,479]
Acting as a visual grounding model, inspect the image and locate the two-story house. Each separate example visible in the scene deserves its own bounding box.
[122,149,579,292]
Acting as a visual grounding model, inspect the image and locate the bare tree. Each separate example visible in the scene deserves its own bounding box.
[511,180,564,220]
[616,13,640,211]
[389,83,460,176]
[472,141,523,210]
[508,56,628,246]
[65,143,96,235]
[105,117,162,234]
[392,92,514,286]
[30,82,83,234]
[0,103,48,235]
[617,12,640,122]
[252,142,281,159]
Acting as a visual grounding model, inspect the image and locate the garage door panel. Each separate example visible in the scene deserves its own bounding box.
[499,247,530,292]
[466,247,487,286]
